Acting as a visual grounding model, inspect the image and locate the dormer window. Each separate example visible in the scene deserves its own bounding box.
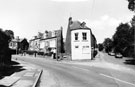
[75,33,78,41]
[82,32,87,40]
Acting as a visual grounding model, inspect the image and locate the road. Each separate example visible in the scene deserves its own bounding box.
[103,53,135,70]
[12,54,135,87]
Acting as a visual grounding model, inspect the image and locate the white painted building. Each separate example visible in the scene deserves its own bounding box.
[71,29,91,60]
[65,17,97,60]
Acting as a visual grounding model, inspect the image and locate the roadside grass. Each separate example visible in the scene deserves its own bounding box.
[0,60,25,80]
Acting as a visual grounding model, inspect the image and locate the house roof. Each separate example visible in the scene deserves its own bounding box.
[11,38,24,42]
[69,20,90,30]
[40,36,57,41]
[29,38,41,41]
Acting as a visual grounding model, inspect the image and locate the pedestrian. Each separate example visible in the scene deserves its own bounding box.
[52,48,56,59]
[34,51,37,57]
[21,50,24,56]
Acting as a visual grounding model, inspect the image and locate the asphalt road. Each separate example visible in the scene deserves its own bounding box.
[13,55,135,87]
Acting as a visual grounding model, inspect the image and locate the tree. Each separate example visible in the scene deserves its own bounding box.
[103,38,113,53]
[127,0,135,58]
[113,23,131,54]
[4,30,14,42]
[0,29,13,64]
[127,0,135,12]
[98,43,104,51]
[131,15,135,27]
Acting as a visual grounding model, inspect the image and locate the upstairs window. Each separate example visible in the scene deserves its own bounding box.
[75,33,79,41]
[82,32,87,40]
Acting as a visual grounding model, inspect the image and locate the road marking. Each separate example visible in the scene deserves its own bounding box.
[23,72,34,77]
[100,73,135,86]
[72,66,90,72]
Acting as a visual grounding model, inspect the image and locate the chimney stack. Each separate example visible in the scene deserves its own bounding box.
[69,17,73,25]
[81,22,86,27]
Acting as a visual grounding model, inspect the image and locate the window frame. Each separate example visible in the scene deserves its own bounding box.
[74,32,79,41]
[82,32,87,41]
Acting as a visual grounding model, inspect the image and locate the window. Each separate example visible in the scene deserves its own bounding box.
[83,46,89,48]
[82,46,90,54]
[82,32,87,40]
[75,33,78,40]
[75,45,79,48]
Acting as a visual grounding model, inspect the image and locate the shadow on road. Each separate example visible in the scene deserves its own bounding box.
[0,85,8,87]
[0,60,25,80]
[124,59,135,65]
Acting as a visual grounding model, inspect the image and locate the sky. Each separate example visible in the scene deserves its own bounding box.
[0,0,134,43]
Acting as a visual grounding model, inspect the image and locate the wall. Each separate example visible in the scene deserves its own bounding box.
[71,29,91,60]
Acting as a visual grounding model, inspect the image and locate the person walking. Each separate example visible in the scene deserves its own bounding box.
[52,48,56,59]
[34,51,37,57]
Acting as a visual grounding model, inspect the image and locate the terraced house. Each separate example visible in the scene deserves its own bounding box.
[29,27,64,58]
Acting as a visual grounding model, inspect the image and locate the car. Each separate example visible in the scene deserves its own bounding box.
[115,53,123,58]
[108,52,115,56]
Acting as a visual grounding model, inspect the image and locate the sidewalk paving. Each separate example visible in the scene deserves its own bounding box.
[0,59,42,87]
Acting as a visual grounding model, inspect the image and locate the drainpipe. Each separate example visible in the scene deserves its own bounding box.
[56,38,58,61]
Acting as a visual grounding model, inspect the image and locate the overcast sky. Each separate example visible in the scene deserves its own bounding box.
[0,0,134,43]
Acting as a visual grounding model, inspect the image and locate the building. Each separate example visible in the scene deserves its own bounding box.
[29,37,40,51]
[9,37,29,54]
[65,17,97,60]
[39,34,57,54]
[9,36,23,50]
[29,28,64,57]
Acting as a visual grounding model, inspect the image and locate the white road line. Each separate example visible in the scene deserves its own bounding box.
[100,73,135,86]
[72,66,90,72]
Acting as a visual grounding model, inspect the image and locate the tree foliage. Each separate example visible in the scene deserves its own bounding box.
[4,30,14,41]
[112,22,135,57]
[131,15,135,27]
[0,29,9,50]
[0,29,14,64]
[127,0,135,12]
[113,23,131,53]
[98,43,104,51]
[103,38,113,53]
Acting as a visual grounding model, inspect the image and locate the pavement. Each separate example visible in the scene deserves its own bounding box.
[0,59,42,87]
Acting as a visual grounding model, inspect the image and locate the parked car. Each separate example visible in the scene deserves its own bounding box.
[115,53,123,58]
[108,52,115,56]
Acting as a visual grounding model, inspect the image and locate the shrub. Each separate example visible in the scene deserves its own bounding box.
[93,50,98,57]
